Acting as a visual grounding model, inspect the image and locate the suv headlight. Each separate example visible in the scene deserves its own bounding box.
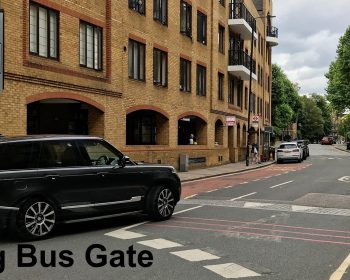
[170,167,177,174]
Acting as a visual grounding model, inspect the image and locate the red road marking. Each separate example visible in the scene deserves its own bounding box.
[181,163,311,198]
[177,216,350,234]
[145,224,350,246]
[171,220,350,240]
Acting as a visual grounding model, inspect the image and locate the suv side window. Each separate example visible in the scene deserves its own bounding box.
[38,140,89,168]
[0,142,40,170]
[78,140,120,166]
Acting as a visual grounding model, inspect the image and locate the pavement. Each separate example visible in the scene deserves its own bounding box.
[178,159,275,182]
[334,143,350,153]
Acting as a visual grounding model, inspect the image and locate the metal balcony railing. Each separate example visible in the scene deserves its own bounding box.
[267,26,278,38]
[228,49,256,74]
[229,2,256,32]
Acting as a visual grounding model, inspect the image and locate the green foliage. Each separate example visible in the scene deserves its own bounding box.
[271,64,302,137]
[326,26,350,111]
[310,94,333,136]
[337,114,350,138]
[298,96,325,141]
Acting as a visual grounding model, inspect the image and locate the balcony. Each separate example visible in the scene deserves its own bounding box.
[229,2,257,41]
[266,26,279,46]
[228,49,257,81]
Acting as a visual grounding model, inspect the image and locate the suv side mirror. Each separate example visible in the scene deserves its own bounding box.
[117,155,127,168]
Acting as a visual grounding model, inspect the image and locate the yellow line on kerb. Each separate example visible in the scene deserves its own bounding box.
[330,253,350,280]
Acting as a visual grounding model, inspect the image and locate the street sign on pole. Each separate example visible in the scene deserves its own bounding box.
[0,9,4,93]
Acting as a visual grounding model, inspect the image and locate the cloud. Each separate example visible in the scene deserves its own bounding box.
[272,0,350,94]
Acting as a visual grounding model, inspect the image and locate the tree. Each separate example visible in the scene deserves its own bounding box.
[310,94,333,136]
[271,64,302,137]
[337,114,350,139]
[298,96,325,141]
[326,26,350,111]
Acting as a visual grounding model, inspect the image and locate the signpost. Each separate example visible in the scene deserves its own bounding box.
[0,9,4,93]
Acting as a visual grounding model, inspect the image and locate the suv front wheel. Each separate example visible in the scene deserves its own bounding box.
[13,199,56,240]
[146,186,176,221]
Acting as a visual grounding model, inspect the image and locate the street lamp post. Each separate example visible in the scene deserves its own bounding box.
[245,15,275,166]
[245,20,255,166]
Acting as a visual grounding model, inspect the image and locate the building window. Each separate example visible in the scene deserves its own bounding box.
[154,0,167,25]
[197,11,207,44]
[196,65,206,96]
[219,0,225,7]
[153,48,167,86]
[228,77,234,105]
[218,72,224,101]
[237,81,242,108]
[80,21,102,70]
[129,0,145,15]
[218,25,225,53]
[29,3,58,59]
[244,87,248,109]
[180,58,191,92]
[128,39,145,81]
[180,1,192,37]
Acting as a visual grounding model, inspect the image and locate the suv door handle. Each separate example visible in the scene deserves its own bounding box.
[98,172,108,178]
[45,175,60,181]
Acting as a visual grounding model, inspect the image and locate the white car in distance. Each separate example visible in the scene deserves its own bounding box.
[276,142,302,163]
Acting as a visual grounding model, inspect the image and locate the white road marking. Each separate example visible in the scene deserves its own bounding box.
[137,238,183,250]
[118,221,148,231]
[170,249,220,262]
[329,253,350,280]
[184,194,198,199]
[206,189,218,193]
[240,181,249,185]
[204,263,261,279]
[174,205,202,215]
[275,174,281,176]
[230,192,257,201]
[269,180,294,189]
[291,205,314,212]
[225,185,233,189]
[338,176,350,183]
[244,202,273,208]
[264,176,271,179]
[105,229,145,240]
[253,179,261,182]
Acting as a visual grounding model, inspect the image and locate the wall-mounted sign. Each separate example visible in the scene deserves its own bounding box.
[226,116,236,126]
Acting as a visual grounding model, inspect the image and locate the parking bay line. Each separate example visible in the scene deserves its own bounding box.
[229,192,257,201]
[329,253,350,280]
[269,180,294,189]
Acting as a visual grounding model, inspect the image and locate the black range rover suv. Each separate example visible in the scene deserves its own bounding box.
[0,135,181,240]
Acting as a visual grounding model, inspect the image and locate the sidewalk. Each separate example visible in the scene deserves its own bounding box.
[333,144,350,153]
[178,160,275,182]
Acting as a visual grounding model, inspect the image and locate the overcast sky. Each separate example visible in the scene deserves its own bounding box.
[272,0,350,95]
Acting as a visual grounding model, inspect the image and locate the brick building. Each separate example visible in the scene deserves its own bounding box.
[0,0,278,169]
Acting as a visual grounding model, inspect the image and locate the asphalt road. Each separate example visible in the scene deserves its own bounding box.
[1,144,350,280]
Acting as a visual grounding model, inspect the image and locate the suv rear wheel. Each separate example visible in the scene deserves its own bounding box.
[13,199,56,240]
[146,186,175,221]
